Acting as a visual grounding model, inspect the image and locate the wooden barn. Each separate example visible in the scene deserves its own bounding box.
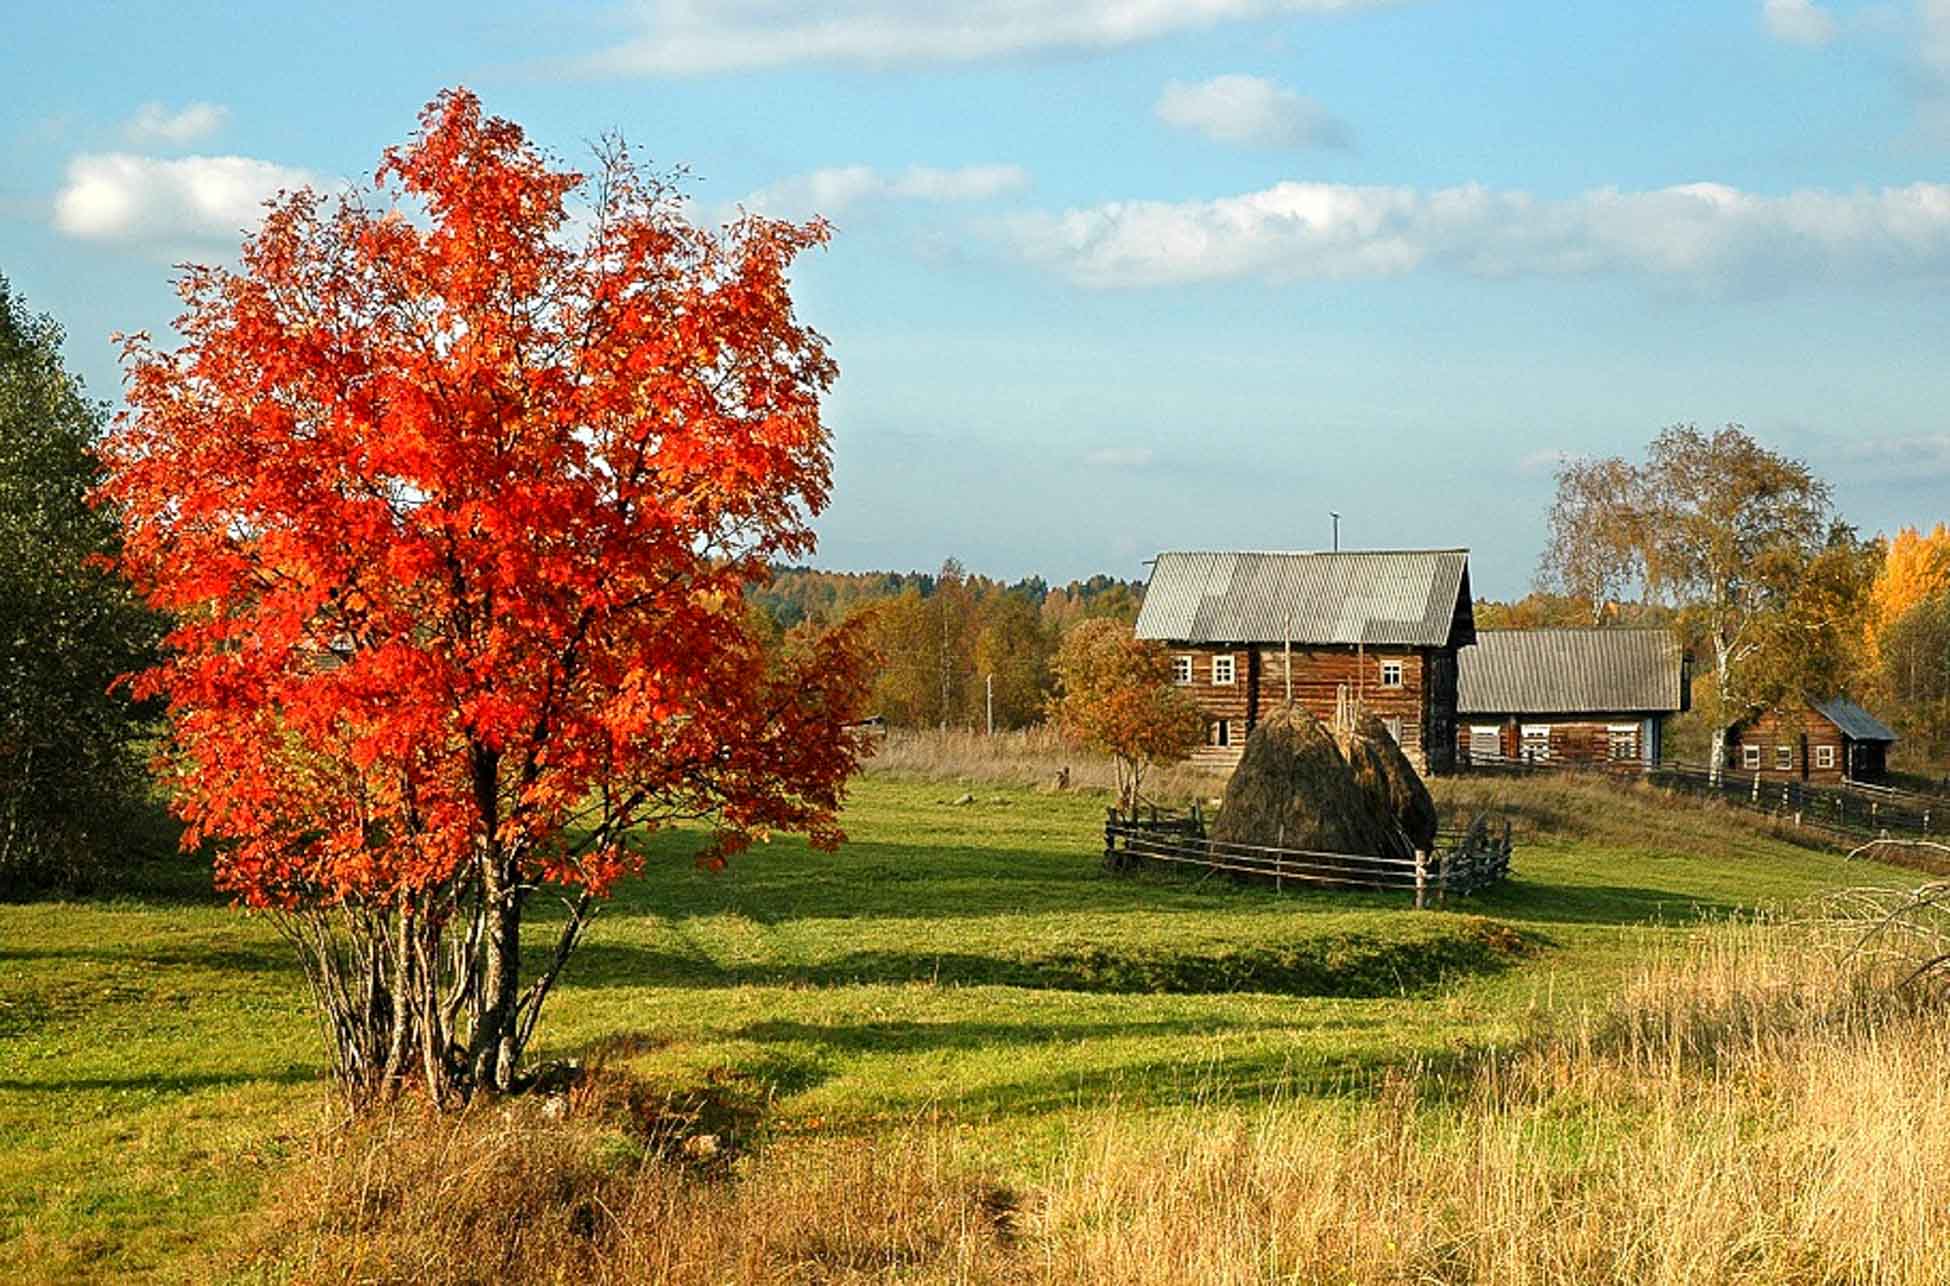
[1133,549,1475,774]
[1456,628,1689,767]
[1727,698,1897,785]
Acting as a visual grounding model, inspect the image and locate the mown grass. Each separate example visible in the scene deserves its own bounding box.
[0,762,1925,1281]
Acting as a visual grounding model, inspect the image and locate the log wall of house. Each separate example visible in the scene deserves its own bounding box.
[1727,708,1850,784]
[1455,714,1662,767]
[1168,644,1442,773]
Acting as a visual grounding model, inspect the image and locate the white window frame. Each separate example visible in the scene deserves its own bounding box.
[1606,723,1639,762]
[1775,744,1794,771]
[1742,744,1761,771]
[1815,744,1836,770]
[1521,723,1553,762]
[1171,655,1193,686]
[1211,654,1236,686]
[1210,718,1232,748]
[1468,725,1501,759]
[1378,660,1404,688]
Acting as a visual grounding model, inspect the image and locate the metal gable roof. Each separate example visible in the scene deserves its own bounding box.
[1813,697,1898,743]
[1133,550,1471,648]
[1457,628,1686,716]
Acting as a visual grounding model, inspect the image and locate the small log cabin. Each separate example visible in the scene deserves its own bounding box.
[1456,628,1689,767]
[1133,549,1476,775]
[1726,698,1897,784]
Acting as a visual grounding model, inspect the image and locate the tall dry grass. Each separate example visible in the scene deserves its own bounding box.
[861,725,1220,803]
[247,904,1950,1284]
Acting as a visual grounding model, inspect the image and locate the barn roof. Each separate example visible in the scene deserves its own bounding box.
[1813,697,1898,743]
[1457,628,1686,715]
[1134,550,1473,648]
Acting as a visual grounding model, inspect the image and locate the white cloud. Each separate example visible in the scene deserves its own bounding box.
[1762,0,1837,46]
[123,101,230,145]
[582,0,1397,75]
[891,164,1031,201]
[53,152,322,248]
[738,163,1029,219]
[1085,446,1155,468]
[1155,74,1351,149]
[1001,179,1950,290]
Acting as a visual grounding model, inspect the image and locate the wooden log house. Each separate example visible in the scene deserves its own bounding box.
[1133,550,1476,774]
[1727,698,1897,785]
[1456,628,1689,767]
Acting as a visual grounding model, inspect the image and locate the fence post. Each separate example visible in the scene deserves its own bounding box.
[1104,808,1119,873]
[1414,851,1427,910]
[1435,848,1448,904]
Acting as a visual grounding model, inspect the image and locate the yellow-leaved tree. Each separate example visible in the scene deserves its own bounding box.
[1866,524,1950,663]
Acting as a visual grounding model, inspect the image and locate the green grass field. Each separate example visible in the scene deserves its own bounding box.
[0,772,1917,1281]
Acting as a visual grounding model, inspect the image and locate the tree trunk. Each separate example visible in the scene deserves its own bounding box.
[471,860,522,1092]
[465,742,521,1094]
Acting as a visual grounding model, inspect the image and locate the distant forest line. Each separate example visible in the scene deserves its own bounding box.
[748,560,1679,737]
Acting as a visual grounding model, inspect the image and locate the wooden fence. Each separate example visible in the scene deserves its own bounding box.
[1103,808,1512,907]
[1458,752,1948,848]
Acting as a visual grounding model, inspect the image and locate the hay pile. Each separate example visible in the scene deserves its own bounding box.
[1338,712,1439,853]
[1211,705,1414,860]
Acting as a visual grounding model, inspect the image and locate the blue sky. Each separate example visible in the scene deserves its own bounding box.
[5,0,1949,597]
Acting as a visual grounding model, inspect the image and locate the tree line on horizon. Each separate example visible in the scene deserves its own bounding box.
[750,561,1143,730]
[754,445,1950,771]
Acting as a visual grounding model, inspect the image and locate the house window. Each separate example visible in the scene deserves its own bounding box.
[1210,718,1232,748]
[1742,744,1761,771]
[1522,724,1552,762]
[1171,655,1193,685]
[1379,660,1404,688]
[1775,744,1794,771]
[1211,654,1236,686]
[1468,726,1501,760]
[1816,744,1836,770]
[1607,724,1639,762]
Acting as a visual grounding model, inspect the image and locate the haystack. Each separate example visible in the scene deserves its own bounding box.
[1337,712,1439,853]
[1211,704,1413,860]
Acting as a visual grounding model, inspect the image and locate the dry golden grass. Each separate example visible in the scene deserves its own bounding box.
[246,907,1950,1285]
[861,724,1220,803]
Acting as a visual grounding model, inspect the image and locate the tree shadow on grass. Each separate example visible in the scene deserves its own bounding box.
[0,1065,316,1094]
[1464,877,1745,927]
[557,936,1522,1000]
[1,940,293,975]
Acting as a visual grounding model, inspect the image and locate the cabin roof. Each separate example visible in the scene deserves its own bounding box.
[1134,550,1472,648]
[1812,697,1898,743]
[1457,628,1686,716]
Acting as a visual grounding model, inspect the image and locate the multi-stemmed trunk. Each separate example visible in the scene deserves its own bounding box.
[279,743,589,1107]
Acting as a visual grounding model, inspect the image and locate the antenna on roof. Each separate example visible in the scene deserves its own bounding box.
[1329,512,1341,552]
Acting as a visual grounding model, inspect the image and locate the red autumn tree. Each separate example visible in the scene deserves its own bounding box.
[99,89,871,1104]
[1048,618,1204,814]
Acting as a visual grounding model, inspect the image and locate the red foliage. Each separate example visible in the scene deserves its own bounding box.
[99,88,870,917]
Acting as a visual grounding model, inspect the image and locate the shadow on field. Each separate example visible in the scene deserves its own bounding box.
[559,924,1528,999]
[0,1065,314,1094]
[1465,878,1744,926]
[2,940,292,974]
